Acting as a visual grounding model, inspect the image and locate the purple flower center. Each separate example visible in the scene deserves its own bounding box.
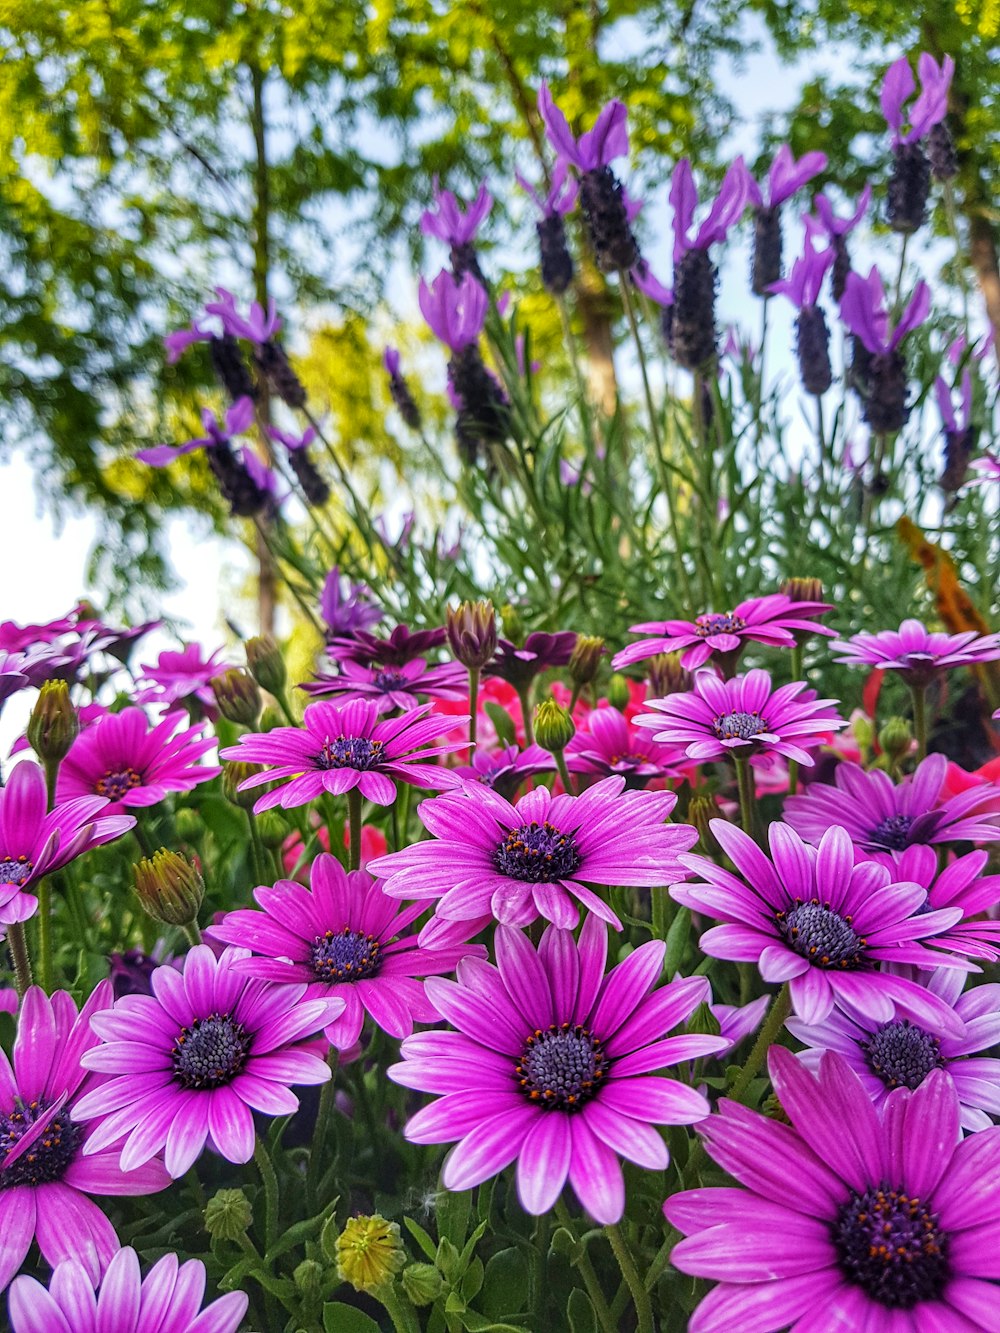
[373,670,407,693]
[494,821,582,883]
[0,855,34,887]
[0,1099,82,1188]
[610,752,650,769]
[95,766,142,800]
[835,1185,949,1308]
[694,613,746,638]
[711,711,768,742]
[317,735,385,771]
[868,813,915,851]
[862,1020,945,1090]
[171,1012,252,1090]
[515,1023,609,1111]
[310,927,382,982]
[777,900,866,969]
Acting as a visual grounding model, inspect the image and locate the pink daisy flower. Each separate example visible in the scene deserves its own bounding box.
[784,754,1000,855]
[57,708,220,815]
[864,844,1000,962]
[0,762,135,926]
[8,1246,248,1333]
[451,743,554,800]
[565,706,685,786]
[369,775,698,931]
[832,618,1000,686]
[675,820,972,1030]
[612,592,834,673]
[787,967,1000,1131]
[0,984,170,1291]
[207,854,482,1050]
[221,699,467,813]
[298,656,466,713]
[390,916,725,1223]
[72,946,337,1177]
[134,643,232,713]
[635,669,845,765]
[667,1049,1000,1331]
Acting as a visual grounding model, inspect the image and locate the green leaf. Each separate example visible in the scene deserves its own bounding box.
[404,1215,439,1262]
[567,1288,598,1333]
[437,1188,472,1249]
[323,1303,383,1333]
[483,702,516,748]
[460,1255,484,1302]
[664,907,692,978]
[460,1313,526,1333]
[480,1248,526,1321]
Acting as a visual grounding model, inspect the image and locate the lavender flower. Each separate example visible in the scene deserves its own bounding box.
[137,397,269,516]
[517,162,579,295]
[810,185,872,300]
[421,181,492,287]
[935,368,977,496]
[747,144,827,294]
[383,348,422,430]
[268,424,330,506]
[882,54,954,233]
[841,267,930,433]
[204,287,282,343]
[771,235,835,395]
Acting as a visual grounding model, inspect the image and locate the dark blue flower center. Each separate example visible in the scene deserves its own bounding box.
[171,1013,252,1089]
[868,813,915,851]
[712,710,768,742]
[317,735,385,771]
[494,821,582,882]
[373,670,407,693]
[0,1099,82,1188]
[95,767,142,800]
[862,1020,945,1090]
[310,928,381,982]
[0,855,34,887]
[694,613,746,638]
[777,900,866,969]
[515,1024,609,1111]
[835,1185,949,1308]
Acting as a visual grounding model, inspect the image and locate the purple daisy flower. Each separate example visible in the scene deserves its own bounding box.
[73,946,336,1177]
[788,967,1000,1131]
[451,743,555,800]
[0,984,170,1291]
[666,1048,1000,1331]
[613,592,835,673]
[784,754,1000,856]
[484,632,578,690]
[369,775,697,931]
[832,618,1000,686]
[328,625,446,668]
[0,653,30,709]
[636,669,845,766]
[0,762,135,925]
[864,844,1000,963]
[675,820,971,1030]
[208,854,481,1050]
[221,700,467,813]
[134,643,233,713]
[566,706,685,787]
[57,708,220,815]
[8,1245,248,1333]
[298,657,466,713]
[390,916,726,1223]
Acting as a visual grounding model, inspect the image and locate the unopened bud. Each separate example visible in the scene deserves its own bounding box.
[204,1188,253,1242]
[401,1262,444,1306]
[646,653,693,699]
[568,635,605,687]
[780,577,825,604]
[688,794,721,855]
[293,1259,325,1299]
[499,603,525,648]
[259,705,286,732]
[879,716,913,764]
[132,849,204,927]
[332,1214,406,1294]
[222,761,265,810]
[685,1001,722,1039]
[245,635,286,695]
[257,810,290,849]
[446,600,497,670]
[211,669,261,727]
[174,808,201,842]
[27,681,79,763]
[851,713,876,753]
[534,698,575,753]
[606,674,631,710]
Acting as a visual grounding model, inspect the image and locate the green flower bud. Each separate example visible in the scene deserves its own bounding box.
[333,1215,406,1294]
[132,849,204,927]
[401,1262,444,1306]
[204,1188,253,1242]
[606,673,631,711]
[779,576,825,604]
[879,716,914,764]
[259,705,286,732]
[293,1258,325,1298]
[568,635,605,687]
[174,808,202,842]
[258,810,290,849]
[27,681,79,764]
[685,1000,722,1039]
[246,635,287,695]
[447,600,497,670]
[222,760,265,810]
[499,603,525,648]
[688,794,720,855]
[211,669,261,727]
[852,713,876,752]
[533,698,575,753]
[647,652,693,699]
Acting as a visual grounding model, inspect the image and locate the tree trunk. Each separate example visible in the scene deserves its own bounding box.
[969,209,1000,371]
[249,61,277,637]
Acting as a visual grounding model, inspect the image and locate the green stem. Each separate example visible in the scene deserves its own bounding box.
[36,879,53,992]
[468,666,480,751]
[555,750,575,796]
[728,981,791,1104]
[247,813,270,885]
[379,1285,421,1333]
[911,683,928,762]
[182,921,203,947]
[734,756,757,842]
[270,684,298,727]
[133,822,157,860]
[788,642,804,797]
[347,787,363,872]
[7,922,32,997]
[518,686,535,744]
[604,1223,655,1333]
[253,1135,280,1253]
[554,1200,616,1333]
[308,1049,339,1210]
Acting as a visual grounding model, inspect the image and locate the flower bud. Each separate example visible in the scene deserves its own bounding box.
[245,635,286,695]
[927,121,958,182]
[174,808,202,842]
[401,1262,444,1306]
[887,142,931,235]
[688,794,721,855]
[606,674,632,710]
[204,1188,253,1242]
[779,577,824,604]
[332,1214,406,1294]
[534,698,575,754]
[211,669,261,727]
[222,761,265,810]
[27,681,79,764]
[878,716,914,765]
[447,600,497,670]
[646,653,693,699]
[499,603,525,648]
[568,635,605,687]
[132,849,204,927]
[259,705,286,732]
[851,712,876,754]
[258,810,290,849]
[293,1259,325,1299]
[685,1000,722,1039]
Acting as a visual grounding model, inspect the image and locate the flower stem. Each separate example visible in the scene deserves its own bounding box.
[605,1223,655,1333]
[347,787,363,871]
[36,879,53,992]
[8,922,32,997]
[253,1135,280,1253]
[555,751,575,796]
[308,1048,339,1211]
[911,684,928,762]
[133,821,157,860]
[468,666,480,751]
[379,1285,421,1333]
[728,981,791,1105]
[733,756,757,842]
[182,921,203,948]
[554,1200,616,1333]
[518,686,535,744]
[788,643,804,796]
